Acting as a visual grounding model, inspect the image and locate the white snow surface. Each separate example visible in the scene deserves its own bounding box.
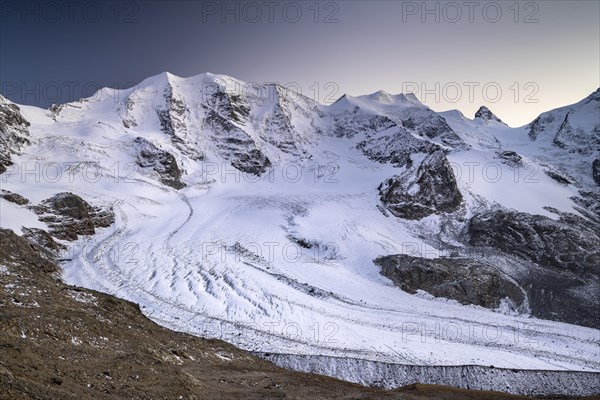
[1,73,598,374]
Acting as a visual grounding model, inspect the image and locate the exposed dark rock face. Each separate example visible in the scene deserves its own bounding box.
[467,209,600,328]
[259,85,316,158]
[544,169,573,185]
[376,198,600,327]
[153,84,205,161]
[519,263,599,329]
[358,128,439,167]
[48,103,64,121]
[21,227,67,255]
[330,101,465,165]
[0,95,30,174]
[199,85,272,174]
[121,97,137,128]
[527,89,599,155]
[496,151,522,168]
[475,106,503,124]
[374,254,526,310]
[378,150,463,219]
[399,109,465,148]
[0,189,29,205]
[31,192,114,241]
[552,112,600,155]
[527,113,555,141]
[331,105,440,167]
[204,87,251,124]
[468,210,599,274]
[231,149,272,175]
[0,228,57,273]
[133,137,185,189]
[593,158,600,186]
[332,108,396,139]
[156,85,188,138]
[203,109,271,175]
[263,101,300,154]
[572,190,600,225]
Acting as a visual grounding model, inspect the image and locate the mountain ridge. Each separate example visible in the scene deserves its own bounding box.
[1,72,599,396]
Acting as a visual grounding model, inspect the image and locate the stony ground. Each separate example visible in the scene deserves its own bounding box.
[0,228,596,400]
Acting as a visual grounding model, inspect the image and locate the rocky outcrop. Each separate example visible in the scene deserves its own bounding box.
[156,85,188,139]
[331,105,396,139]
[475,106,503,124]
[0,95,30,174]
[21,227,66,255]
[0,228,57,273]
[399,109,465,148]
[520,263,599,328]
[378,150,463,219]
[374,202,600,327]
[468,210,599,274]
[133,137,185,189]
[330,98,465,165]
[552,112,600,155]
[374,254,526,310]
[572,190,600,225]
[259,85,318,159]
[203,109,272,175]
[544,168,573,185]
[593,158,600,186]
[31,193,114,241]
[154,84,208,161]
[526,89,599,156]
[467,209,600,328]
[0,189,29,205]
[527,113,555,141]
[358,128,439,167]
[204,87,250,124]
[496,151,523,168]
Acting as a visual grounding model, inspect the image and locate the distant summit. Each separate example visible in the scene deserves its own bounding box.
[474,106,504,124]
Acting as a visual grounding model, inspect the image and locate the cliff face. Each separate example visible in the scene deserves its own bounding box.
[0,95,30,174]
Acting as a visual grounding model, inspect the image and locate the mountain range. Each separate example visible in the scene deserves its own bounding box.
[1,72,599,396]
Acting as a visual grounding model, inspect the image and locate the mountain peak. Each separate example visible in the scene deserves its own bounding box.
[395,92,422,106]
[330,94,355,106]
[368,90,394,103]
[475,106,503,123]
[586,87,600,102]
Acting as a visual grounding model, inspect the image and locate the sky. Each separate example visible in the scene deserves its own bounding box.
[1,0,599,127]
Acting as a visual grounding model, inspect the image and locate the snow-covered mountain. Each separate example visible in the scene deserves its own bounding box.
[1,72,599,394]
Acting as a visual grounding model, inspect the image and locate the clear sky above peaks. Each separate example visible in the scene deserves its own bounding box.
[1,0,598,126]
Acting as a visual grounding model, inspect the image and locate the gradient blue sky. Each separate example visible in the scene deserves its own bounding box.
[1,0,599,126]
